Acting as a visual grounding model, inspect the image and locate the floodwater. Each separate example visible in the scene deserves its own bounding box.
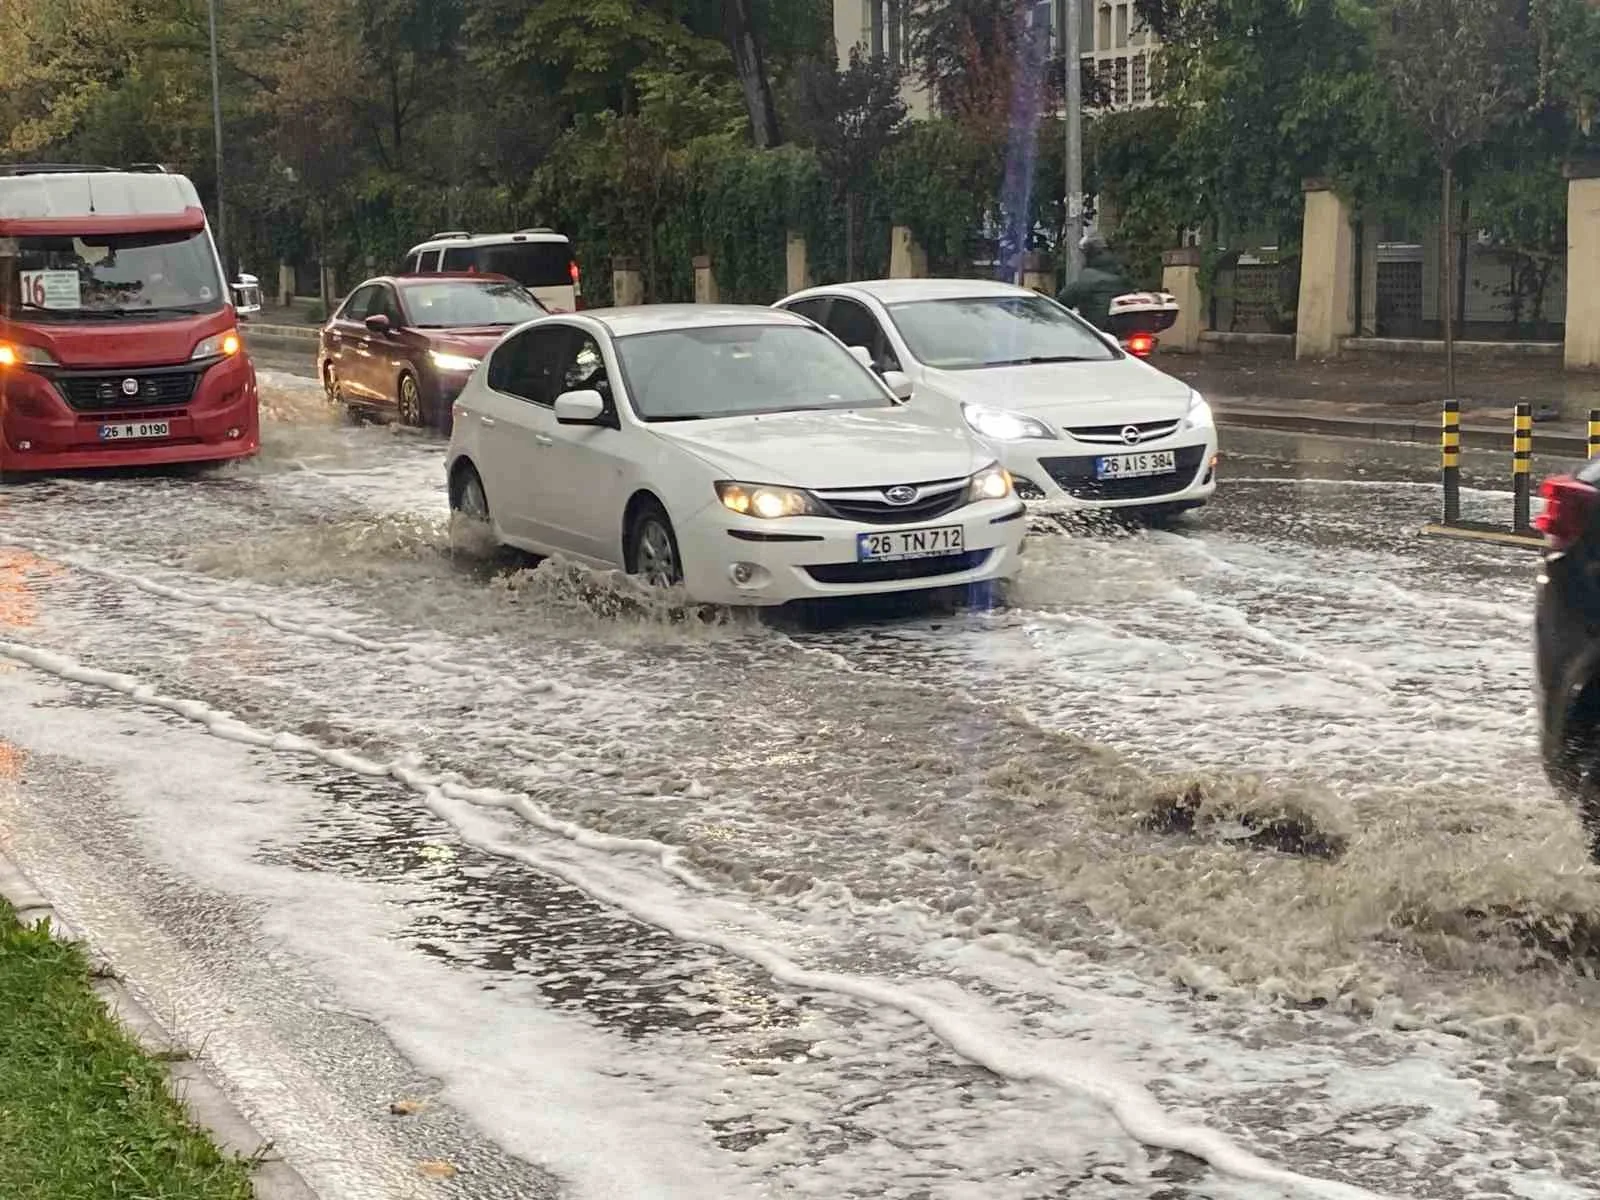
[0,369,1597,1199]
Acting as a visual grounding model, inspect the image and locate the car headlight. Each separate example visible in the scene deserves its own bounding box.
[1183,389,1214,431]
[0,342,58,368]
[190,329,240,360]
[962,403,1055,440]
[715,481,823,519]
[967,462,1013,502]
[429,351,481,373]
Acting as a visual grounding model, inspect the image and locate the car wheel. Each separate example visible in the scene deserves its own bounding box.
[451,463,490,521]
[626,503,683,589]
[397,373,424,428]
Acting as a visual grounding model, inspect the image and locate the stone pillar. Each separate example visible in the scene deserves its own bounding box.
[1161,247,1205,353]
[612,257,644,308]
[1565,160,1600,370]
[889,226,928,279]
[1019,252,1056,296]
[318,265,337,314]
[786,232,812,294]
[277,261,295,306]
[1294,179,1356,360]
[693,254,720,303]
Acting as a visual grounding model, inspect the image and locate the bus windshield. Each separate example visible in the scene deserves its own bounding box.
[0,229,225,320]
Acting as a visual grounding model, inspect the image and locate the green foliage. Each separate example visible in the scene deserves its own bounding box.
[0,902,254,1199]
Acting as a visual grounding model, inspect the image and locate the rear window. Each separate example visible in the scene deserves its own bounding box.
[440,241,573,288]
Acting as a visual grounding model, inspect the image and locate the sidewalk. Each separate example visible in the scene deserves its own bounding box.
[1165,353,1600,457]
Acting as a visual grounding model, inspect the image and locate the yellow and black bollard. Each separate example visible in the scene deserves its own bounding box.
[1513,402,1532,530]
[1589,408,1600,461]
[1441,400,1461,523]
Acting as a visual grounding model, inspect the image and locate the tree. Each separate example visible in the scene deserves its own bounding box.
[792,48,908,278]
[724,0,782,147]
[907,0,1059,132]
[1384,0,1526,397]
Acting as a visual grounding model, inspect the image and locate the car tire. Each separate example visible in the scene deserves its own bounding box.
[397,372,424,428]
[626,502,683,589]
[451,463,491,522]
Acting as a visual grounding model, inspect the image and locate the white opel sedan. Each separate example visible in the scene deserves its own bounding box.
[776,279,1219,514]
[444,305,1027,606]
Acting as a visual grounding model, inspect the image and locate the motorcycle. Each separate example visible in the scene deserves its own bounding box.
[1104,291,1179,358]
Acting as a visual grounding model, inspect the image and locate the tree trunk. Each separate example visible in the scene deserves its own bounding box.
[845,191,858,281]
[390,65,404,168]
[1441,164,1455,401]
[1456,193,1469,341]
[726,0,782,149]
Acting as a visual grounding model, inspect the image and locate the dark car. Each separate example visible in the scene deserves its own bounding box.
[1534,464,1600,859]
[318,274,546,430]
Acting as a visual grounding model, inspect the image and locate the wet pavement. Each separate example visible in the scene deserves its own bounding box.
[0,370,1597,1199]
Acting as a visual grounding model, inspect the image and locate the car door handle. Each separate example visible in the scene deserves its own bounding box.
[534,434,554,446]
[479,415,496,427]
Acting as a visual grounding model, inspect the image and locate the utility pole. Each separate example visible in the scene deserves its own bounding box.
[207,0,228,280]
[1063,0,1084,285]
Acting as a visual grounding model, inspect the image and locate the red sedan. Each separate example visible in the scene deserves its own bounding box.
[318,273,546,431]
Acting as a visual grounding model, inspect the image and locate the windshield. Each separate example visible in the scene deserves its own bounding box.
[614,324,891,422]
[401,280,545,327]
[0,229,224,320]
[885,294,1117,370]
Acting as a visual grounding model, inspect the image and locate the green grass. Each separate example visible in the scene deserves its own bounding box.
[0,901,255,1200]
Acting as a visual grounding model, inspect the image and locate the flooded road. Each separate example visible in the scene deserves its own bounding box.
[0,370,1597,1199]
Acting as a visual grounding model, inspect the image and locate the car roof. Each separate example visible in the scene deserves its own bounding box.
[788,278,1037,305]
[0,169,203,221]
[393,272,519,285]
[583,305,813,337]
[407,231,570,251]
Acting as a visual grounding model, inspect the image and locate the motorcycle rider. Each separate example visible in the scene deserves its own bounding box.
[1058,234,1134,332]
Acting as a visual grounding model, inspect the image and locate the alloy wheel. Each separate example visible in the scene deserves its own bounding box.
[635,517,681,588]
[398,375,423,427]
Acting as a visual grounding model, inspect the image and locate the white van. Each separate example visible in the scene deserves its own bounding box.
[400,229,581,312]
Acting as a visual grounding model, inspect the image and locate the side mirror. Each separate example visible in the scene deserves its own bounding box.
[881,369,913,402]
[847,345,874,369]
[364,313,392,336]
[554,389,606,425]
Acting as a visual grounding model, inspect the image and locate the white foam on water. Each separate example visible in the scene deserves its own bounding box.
[0,632,1389,1198]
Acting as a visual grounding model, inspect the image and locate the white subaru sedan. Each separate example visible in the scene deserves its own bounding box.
[444,305,1026,606]
[776,279,1219,514]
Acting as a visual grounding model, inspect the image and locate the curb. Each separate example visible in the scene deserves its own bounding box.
[0,851,319,1200]
[1213,405,1593,458]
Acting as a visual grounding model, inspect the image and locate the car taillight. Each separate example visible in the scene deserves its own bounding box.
[1125,332,1156,357]
[1534,475,1599,550]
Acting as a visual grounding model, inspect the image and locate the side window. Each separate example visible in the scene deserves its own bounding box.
[370,285,404,326]
[340,285,377,322]
[417,250,443,274]
[401,251,422,275]
[824,299,899,371]
[487,325,572,406]
[560,333,612,402]
[441,247,477,272]
[784,298,831,326]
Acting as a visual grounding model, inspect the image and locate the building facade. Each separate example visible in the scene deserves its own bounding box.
[832,0,1160,114]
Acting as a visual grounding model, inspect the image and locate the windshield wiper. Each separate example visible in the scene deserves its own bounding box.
[998,354,1100,365]
[132,305,210,315]
[648,414,711,422]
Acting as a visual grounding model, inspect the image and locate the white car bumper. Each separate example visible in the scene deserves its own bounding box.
[675,497,1028,607]
[1000,429,1220,510]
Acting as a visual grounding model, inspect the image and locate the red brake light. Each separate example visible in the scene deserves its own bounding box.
[1126,332,1156,357]
[1534,475,1599,549]
[569,260,580,285]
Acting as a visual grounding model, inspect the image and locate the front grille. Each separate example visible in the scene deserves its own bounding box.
[1039,445,1208,501]
[804,550,991,585]
[53,369,200,412]
[814,479,967,525]
[1065,418,1181,445]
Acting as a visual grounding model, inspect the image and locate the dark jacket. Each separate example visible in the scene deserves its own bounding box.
[1058,246,1133,331]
